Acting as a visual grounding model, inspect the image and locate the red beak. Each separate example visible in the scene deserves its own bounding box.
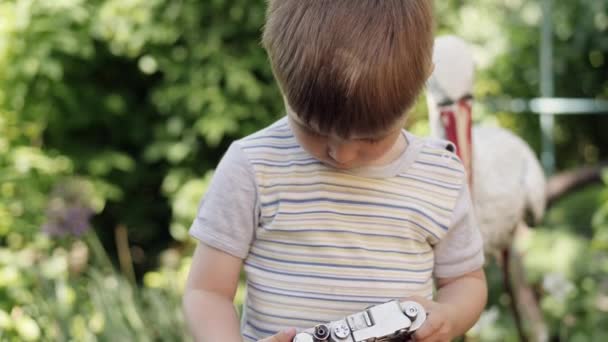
[439,97,474,187]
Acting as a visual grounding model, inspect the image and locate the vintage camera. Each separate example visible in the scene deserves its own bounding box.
[292,300,426,342]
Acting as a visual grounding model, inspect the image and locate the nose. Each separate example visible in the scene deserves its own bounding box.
[327,141,358,165]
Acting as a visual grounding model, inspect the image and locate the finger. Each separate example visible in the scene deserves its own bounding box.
[278,328,297,341]
[259,328,297,342]
[416,337,447,342]
[416,335,450,342]
[414,314,443,341]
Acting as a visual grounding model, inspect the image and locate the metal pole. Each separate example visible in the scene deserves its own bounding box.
[540,0,555,175]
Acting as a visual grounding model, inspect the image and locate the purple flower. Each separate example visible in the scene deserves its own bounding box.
[42,205,94,237]
[41,178,96,237]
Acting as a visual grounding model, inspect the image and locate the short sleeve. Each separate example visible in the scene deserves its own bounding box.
[189,142,259,259]
[433,182,485,278]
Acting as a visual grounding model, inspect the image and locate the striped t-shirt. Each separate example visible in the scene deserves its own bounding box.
[190,117,484,341]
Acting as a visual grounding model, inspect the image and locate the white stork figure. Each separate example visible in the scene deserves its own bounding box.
[426,35,548,341]
[426,35,546,255]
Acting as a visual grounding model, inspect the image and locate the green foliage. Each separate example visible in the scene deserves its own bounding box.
[591,170,608,248]
[0,0,282,255]
[0,232,191,341]
[1,0,607,340]
[435,0,608,167]
[1,0,275,339]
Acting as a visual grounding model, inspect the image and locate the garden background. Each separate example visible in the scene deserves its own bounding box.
[1,0,607,341]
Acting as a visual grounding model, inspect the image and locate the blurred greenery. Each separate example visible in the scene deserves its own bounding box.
[434,0,608,167]
[0,0,606,340]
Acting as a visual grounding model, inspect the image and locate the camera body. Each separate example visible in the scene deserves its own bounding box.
[292,300,426,342]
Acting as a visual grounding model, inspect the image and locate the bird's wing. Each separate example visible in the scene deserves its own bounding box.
[471,126,546,251]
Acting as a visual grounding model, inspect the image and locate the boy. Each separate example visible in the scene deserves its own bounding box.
[183,1,487,341]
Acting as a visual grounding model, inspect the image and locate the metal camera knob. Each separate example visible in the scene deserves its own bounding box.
[403,303,419,320]
[400,301,427,333]
[333,321,350,339]
[313,324,331,341]
[292,333,314,342]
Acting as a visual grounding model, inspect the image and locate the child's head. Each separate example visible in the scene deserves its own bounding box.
[262,0,434,139]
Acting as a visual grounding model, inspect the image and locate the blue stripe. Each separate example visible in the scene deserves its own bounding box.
[249,251,433,273]
[246,302,321,323]
[256,238,431,256]
[247,280,426,302]
[251,157,317,164]
[258,227,428,243]
[414,160,464,173]
[395,173,461,190]
[272,122,289,129]
[261,210,442,237]
[246,134,294,141]
[241,144,301,150]
[248,280,399,302]
[272,127,291,133]
[245,321,276,335]
[251,160,321,167]
[253,169,461,191]
[243,333,257,341]
[244,261,430,284]
[260,181,452,212]
[263,217,427,240]
[261,198,448,230]
[421,151,461,162]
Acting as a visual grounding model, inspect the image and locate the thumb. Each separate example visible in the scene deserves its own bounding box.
[277,327,297,341]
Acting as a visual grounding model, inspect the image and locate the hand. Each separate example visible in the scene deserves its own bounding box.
[258,328,297,342]
[403,296,456,342]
